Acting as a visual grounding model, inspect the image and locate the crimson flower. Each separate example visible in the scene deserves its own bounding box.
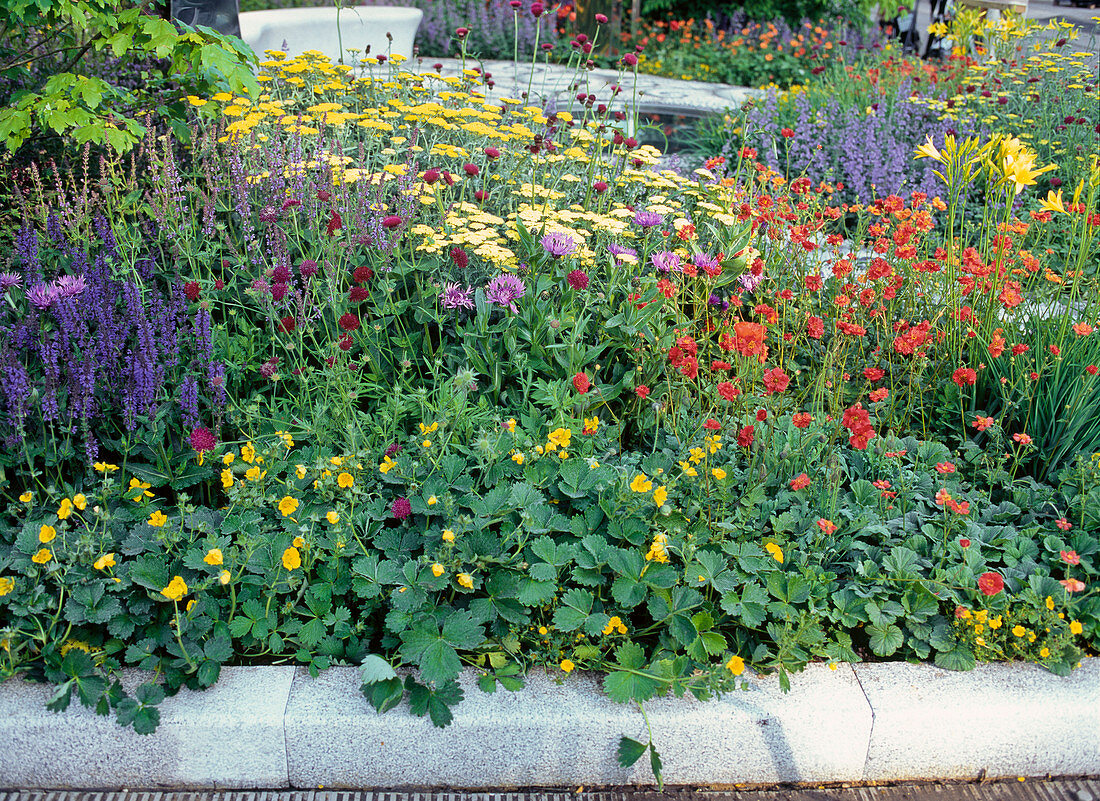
[737,425,755,447]
[326,210,342,236]
[573,372,591,393]
[190,426,216,453]
[339,313,360,331]
[391,497,412,520]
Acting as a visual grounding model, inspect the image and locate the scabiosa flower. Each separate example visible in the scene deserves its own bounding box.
[650,251,680,273]
[440,282,475,310]
[485,274,526,313]
[450,246,469,269]
[272,265,292,283]
[338,313,360,331]
[271,283,289,302]
[540,231,576,258]
[299,259,319,278]
[259,205,279,223]
[391,497,412,520]
[353,265,374,283]
[382,215,403,229]
[279,315,296,333]
[567,270,589,290]
[349,286,370,301]
[190,426,217,453]
[633,210,662,227]
[184,281,201,301]
[0,272,22,290]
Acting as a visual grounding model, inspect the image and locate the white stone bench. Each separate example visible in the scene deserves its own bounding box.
[239,6,423,63]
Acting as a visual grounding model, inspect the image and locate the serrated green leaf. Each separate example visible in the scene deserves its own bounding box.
[617,736,648,768]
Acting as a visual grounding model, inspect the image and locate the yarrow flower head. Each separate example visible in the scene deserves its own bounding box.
[440,282,475,310]
[485,274,526,313]
[540,231,576,258]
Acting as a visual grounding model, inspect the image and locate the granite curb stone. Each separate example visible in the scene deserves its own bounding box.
[0,666,295,789]
[854,658,1100,780]
[282,663,870,787]
[0,659,1096,788]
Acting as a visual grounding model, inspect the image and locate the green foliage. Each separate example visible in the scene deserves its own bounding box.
[0,0,258,152]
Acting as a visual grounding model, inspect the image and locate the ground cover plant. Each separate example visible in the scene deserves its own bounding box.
[0,7,1098,786]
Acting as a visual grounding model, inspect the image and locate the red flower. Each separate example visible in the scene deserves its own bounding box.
[977,571,1004,596]
[972,415,994,431]
[382,215,403,229]
[817,518,838,535]
[959,538,971,548]
[756,408,768,422]
[935,462,956,474]
[1061,578,1086,592]
[339,313,360,331]
[704,418,722,431]
[573,372,591,393]
[326,210,343,236]
[278,316,296,333]
[635,385,650,399]
[1056,518,1072,531]
[1088,365,1099,376]
[184,281,201,301]
[711,360,731,371]
[1060,549,1080,565]
[349,287,369,301]
[391,497,412,520]
[780,127,795,138]
[717,381,739,402]
[806,315,824,340]
[863,367,885,382]
[790,473,811,490]
[792,412,813,428]
[567,270,589,290]
[450,246,468,269]
[353,265,374,283]
[463,163,480,177]
[762,366,790,395]
[338,333,353,351]
[190,426,216,453]
[737,425,755,447]
[422,169,440,184]
[869,387,889,402]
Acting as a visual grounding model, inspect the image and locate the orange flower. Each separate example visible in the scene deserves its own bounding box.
[816,518,837,535]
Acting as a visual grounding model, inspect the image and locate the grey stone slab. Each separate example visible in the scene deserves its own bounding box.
[0,666,294,789]
[854,658,1100,781]
[284,663,872,788]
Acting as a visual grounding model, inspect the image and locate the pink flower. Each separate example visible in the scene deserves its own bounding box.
[935,462,956,474]
[1060,549,1080,565]
[391,497,412,520]
[1056,518,1072,532]
[190,426,217,453]
[567,269,589,290]
[1060,578,1085,592]
[573,372,591,394]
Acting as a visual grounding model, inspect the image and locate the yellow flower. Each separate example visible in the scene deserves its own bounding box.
[678,460,698,477]
[245,466,262,481]
[221,469,234,489]
[512,452,525,465]
[186,599,196,612]
[1039,647,1050,658]
[989,615,1002,629]
[32,548,52,564]
[337,472,354,488]
[427,495,438,506]
[241,443,256,463]
[293,536,305,548]
[128,477,153,499]
[39,525,56,543]
[219,570,231,585]
[223,452,235,465]
[602,615,628,635]
[630,474,653,493]
[422,439,431,448]
[457,572,474,589]
[204,548,223,566]
[148,510,167,527]
[560,658,575,673]
[419,421,439,435]
[93,462,119,473]
[914,135,944,163]
[653,486,668,506]
[764,542,784,563]
[73,494,87,511]
[442,529,455,543]
[688,447,705,464]
[379,455,397,474]
[712,468,726,480]
[0,576,14,596]
[725,654,746,676]
[282,546,302,570]
[547,427,572,450]
[1012,625,1026,637]
[160,575,188,601]
[326,510,340,524]
[1046,596,1055,611]
[1038,188,1068,214]
[93,553,116,570]
[296,464,308,479]
[19,491,32,503]
[1070,620,1083,635]
[505,418,517,432]
[278,496,299,517]
[432,563,445,577]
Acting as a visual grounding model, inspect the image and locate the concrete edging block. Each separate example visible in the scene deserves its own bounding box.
[854,657,1100,781]
[0,666,295,789]
[282,663,872,788]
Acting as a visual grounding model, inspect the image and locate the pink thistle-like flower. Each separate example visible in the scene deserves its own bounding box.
[391,497,412,520]
[567,269,589,290]
[190,426,217,453]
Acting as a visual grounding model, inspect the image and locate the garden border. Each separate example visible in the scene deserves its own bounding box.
[0,658,1096,788]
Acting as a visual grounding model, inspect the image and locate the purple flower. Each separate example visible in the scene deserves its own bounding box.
[440,282,475,310]
[693,253,720,271]
[650,251,681,273]
[540,231,576,258]
[633,210,663,228]
[25,284,58,309]
[299,259,319,278]
[608,243,637,262]
[739,272,764,293]
[0,273,22,290]
[485,274,526,313]
[54,274,86,298]
[391,497,412,520]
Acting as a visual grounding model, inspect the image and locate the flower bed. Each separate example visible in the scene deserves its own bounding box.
[0,12,1098,785]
